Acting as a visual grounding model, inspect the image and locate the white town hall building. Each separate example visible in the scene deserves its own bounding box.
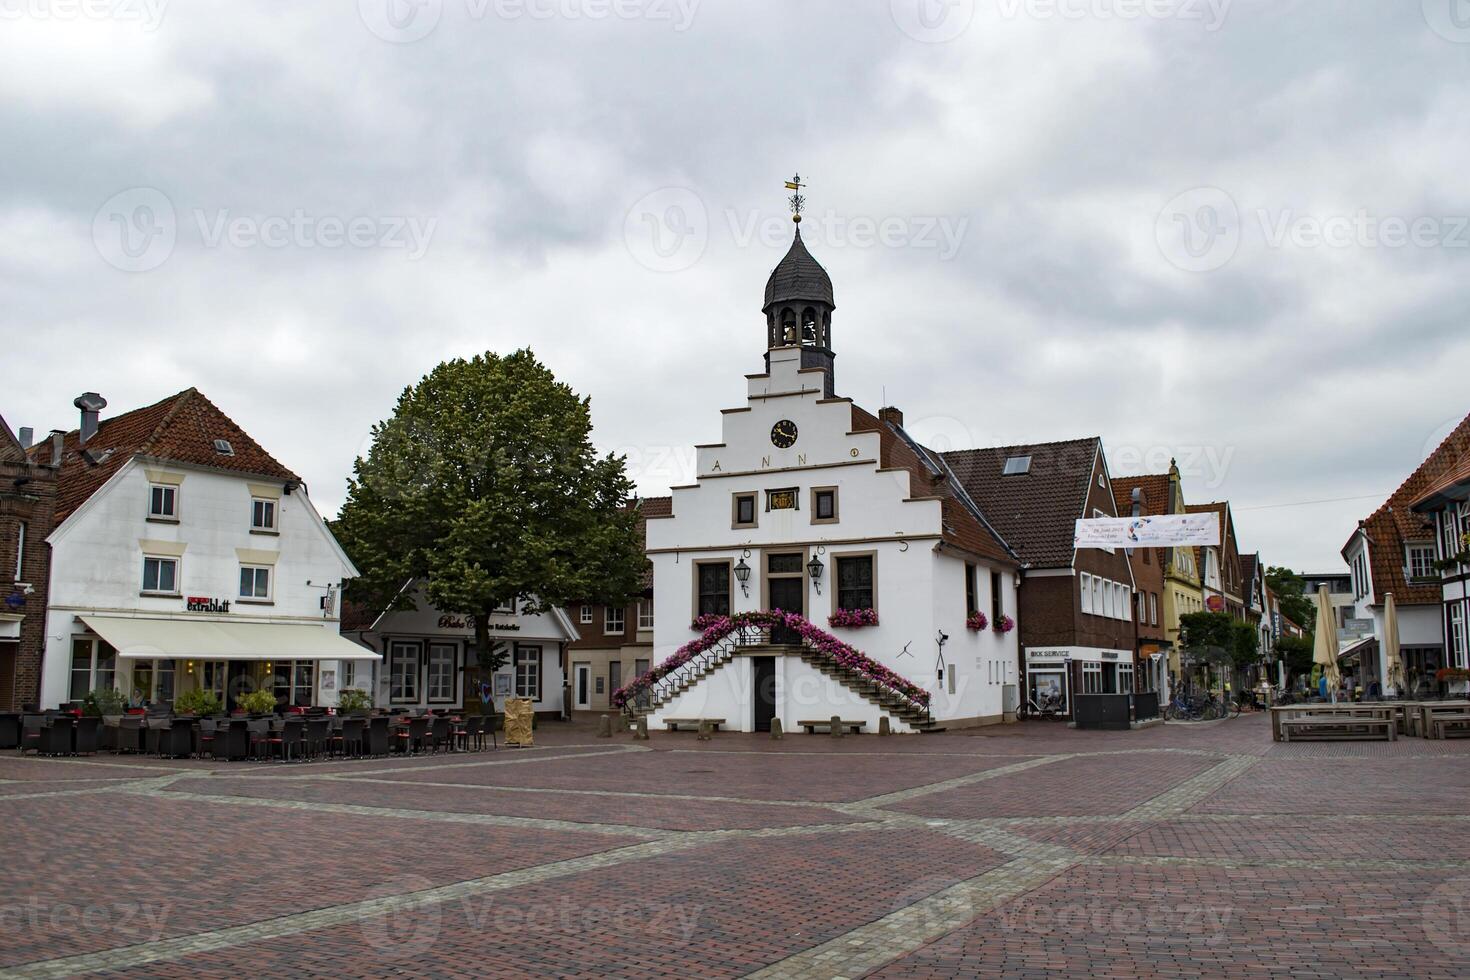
[640,216,1023,733]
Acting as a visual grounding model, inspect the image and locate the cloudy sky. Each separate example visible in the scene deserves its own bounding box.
[3,0,1468,572]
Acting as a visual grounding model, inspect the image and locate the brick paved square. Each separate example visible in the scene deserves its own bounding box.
[3,718,1468,978]
[885,751,1217,818]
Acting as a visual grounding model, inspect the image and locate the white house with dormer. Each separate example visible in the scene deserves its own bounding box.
[36,390,372,710]
[641,222,1022,733]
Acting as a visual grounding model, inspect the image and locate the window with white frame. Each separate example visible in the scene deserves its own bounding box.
[1450,604,1467,668]
[12,520,24,581]
[148,484,177,520]
[1149,592,1159,626]
[514,645,541,700]
[637,600,654,630]
[1119,584,1130,621]
[389,642,420,703]
[1080,573,1092,614]
[1406,544,1436,581]
[142,556,179,594]
[251,497,277,531]
[426,642,456,703]
[493,598,517,615]
[270,660,313,708]
[1081,661,1103,693]
[238,565,271,601]
[129,658,176,706]
[580,605,593,624]
[605,606,625,634]
[69,637,117,701]
[1117,661,1134,693]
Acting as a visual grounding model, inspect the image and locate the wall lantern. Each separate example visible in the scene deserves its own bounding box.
[734,556,752,597]
[807,554,825,594]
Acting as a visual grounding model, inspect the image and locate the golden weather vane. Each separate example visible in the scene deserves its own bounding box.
[784,173,805,223]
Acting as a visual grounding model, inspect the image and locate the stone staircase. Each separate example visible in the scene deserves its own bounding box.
[630,640,940,733]
[791,646,942,733]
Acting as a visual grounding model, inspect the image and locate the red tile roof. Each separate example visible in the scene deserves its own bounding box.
[34,389,300,525]
[851,407,1017,567]
[1412,451,1470,511]
[1343,410,1470,606]
[942,438,1101,568]
[1112,474,1170,519]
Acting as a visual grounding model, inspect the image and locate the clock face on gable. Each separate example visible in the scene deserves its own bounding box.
[770,419,798,449]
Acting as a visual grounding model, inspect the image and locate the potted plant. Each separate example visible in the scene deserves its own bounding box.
[173,688,224,716]
[993,614,1016,635]
[337,688,373,714]
[237,689,279,716]
[965,612,989,632]
[82,688,127,717]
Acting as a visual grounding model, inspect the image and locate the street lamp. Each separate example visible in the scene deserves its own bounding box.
[807,554,825,594]
[734,556,752,597]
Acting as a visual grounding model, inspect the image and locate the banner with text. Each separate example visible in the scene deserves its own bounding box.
[1074,512,1220,549]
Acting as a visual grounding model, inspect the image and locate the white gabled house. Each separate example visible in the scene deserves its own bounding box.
[37,390,373,710]
[340,582,577,718]
[638,225,1022,733]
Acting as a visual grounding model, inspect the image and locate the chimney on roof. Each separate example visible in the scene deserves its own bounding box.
[74,393,107,446]
[49,430,64,467]
[18,427,33,451]
[879,406,904,428]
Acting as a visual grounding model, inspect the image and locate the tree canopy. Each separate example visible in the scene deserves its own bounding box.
[335,349,647,672]
[1265,566,1315,630]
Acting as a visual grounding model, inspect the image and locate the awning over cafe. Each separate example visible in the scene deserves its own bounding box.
[79,615,381,661]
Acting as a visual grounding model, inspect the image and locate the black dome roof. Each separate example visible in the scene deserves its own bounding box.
[763,228,834,311]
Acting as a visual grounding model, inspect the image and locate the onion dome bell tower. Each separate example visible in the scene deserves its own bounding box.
[763,174,836,397]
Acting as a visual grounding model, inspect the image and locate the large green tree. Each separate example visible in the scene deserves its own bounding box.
[1274,634,1315,682]
[336,349,646,674]
[1265,566,1315,630]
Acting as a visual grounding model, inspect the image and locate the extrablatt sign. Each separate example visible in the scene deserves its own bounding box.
[1073,512,1220,549]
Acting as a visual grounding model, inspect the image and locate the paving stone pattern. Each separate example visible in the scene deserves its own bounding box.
[1,712,1467,979]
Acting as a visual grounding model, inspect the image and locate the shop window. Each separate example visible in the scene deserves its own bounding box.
[514,645,542,700]
[389,642,421,703]
[69,638,117,702]
[427,643,457,703]
[130,659,176,706]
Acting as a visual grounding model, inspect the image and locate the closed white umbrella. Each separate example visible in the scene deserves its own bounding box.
[1383,592,1405,696]
[1313,585,1341,701]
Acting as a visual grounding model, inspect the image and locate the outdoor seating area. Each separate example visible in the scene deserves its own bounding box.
[1270,699,1470,742]
[0,706,502,761]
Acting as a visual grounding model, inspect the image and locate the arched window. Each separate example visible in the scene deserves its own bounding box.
[801,308,818,345]
[780,308,798,345]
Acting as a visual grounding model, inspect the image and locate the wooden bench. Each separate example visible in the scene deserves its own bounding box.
[664,718,725,733]
[1429,713,1470,739]
[799,719,867,735]
[1280,717,1395,742]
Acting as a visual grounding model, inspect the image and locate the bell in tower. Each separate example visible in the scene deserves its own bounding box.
[763,174,836,397]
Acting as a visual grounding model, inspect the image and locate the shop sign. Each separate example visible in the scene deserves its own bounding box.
[186,596,232,613]
[436,614,521,632]
[1027,648,1071,663]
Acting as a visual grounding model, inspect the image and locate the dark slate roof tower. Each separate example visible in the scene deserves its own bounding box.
[763,174,837,397]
